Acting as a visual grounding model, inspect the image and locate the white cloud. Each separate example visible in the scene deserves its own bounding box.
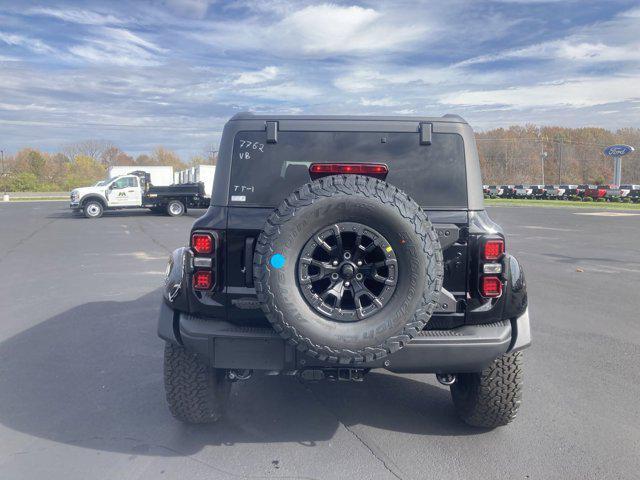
[440,76,640,108]
[334,68,450,93]
[0,31,55,55]
[360,97,401,107]
[620,6,640,18]
[192,3,430,57]
[556,42,640,62]
[68,27,165,66]
[276,4,425,55]
[461,39,640,66]
[394,108,417,115]
[233,66,280,85]
[235,82,321,101]
[27,7,125,25]
[334,65,506,94]
[460,6,640,66]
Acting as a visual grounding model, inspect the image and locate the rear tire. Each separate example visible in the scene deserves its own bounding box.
[83,200,103,219]
[450,351,523,428]
[163,342,231,424]
[166,200,185,217]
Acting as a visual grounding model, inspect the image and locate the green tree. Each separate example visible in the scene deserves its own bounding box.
[60,155,106,190]
[0,172,40,192]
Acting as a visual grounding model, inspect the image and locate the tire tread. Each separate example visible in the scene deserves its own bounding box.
[253,175,444,364]
[451,351,524,428]
[163,342,230,423]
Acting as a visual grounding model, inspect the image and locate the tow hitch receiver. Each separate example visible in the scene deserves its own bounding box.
[300,368,367,382]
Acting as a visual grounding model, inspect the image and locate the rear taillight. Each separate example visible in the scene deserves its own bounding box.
[309,163,388,180]
[193,270,212,290]
[480,276,502,298]
[190,230,220,292]
[191,233,213,254]
[479,236,505,299]
[483,239,504,260]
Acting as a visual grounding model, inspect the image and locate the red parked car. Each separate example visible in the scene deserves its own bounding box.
[584,185,608,199]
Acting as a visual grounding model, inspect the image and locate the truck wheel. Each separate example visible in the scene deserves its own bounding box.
[83,200,103,219]
[254,175,444,364]
[163,342,231,424]
[450,351,523,428]
[166,200,185,217]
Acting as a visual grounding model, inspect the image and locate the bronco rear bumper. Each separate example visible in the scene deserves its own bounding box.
[159,302,531,374]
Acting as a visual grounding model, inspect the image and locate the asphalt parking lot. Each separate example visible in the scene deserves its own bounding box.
[1,202,639,480]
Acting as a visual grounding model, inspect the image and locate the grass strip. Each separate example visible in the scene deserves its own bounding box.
[485,198,640,209]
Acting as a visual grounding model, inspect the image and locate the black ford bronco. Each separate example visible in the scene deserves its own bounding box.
[158,113,530,428]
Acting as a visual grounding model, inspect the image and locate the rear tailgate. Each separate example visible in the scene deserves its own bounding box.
[223,128,472,329]
[225,207,469,329]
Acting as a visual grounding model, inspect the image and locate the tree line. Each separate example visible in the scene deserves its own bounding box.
[0,141,217,192]
[1,126,638,192]
[477,125,639,185]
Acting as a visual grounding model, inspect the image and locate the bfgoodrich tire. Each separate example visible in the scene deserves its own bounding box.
[254,175,444,364]
[163,342,231,424]
[451,351,524,428]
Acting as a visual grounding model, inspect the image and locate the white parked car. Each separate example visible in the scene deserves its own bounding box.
[514,184,534,198]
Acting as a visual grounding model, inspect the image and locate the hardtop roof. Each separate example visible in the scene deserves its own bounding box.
[229,112,468,124]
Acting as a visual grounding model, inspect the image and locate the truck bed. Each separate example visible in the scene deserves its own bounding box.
[147,183,205,197]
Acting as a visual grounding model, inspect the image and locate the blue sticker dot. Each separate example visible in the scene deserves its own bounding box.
[270,253,286,269]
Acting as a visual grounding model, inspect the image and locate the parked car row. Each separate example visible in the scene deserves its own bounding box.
[483,184,640,202]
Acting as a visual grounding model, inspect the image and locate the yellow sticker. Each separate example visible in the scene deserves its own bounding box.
[385,246,393,253]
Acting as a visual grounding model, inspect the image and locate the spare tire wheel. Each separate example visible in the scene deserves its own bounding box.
[253,175,444,364]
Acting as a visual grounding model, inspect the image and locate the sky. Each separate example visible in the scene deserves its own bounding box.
[1,0,639,159]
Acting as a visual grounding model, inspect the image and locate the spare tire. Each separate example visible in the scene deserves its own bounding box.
[253,175,444,364]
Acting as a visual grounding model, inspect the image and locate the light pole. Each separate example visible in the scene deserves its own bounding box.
[1,149,7,201]
[537,128,547,185]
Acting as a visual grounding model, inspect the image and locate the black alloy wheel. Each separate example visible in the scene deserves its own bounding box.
[297,222,398,322]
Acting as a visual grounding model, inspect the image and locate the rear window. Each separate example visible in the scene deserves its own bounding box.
[229,130,467,208]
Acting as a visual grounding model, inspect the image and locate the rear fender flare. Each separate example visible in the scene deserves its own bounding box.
[502,254,527,319]
[163,247,192,312]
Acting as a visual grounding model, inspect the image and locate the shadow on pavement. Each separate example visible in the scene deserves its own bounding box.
[45,208,206,219]
[0,290,480,457]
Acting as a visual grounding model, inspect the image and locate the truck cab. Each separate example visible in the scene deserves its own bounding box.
[105,175,144,207]
[70,174,144,216]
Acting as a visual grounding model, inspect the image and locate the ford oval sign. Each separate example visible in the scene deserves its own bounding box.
[603,145,634,157]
